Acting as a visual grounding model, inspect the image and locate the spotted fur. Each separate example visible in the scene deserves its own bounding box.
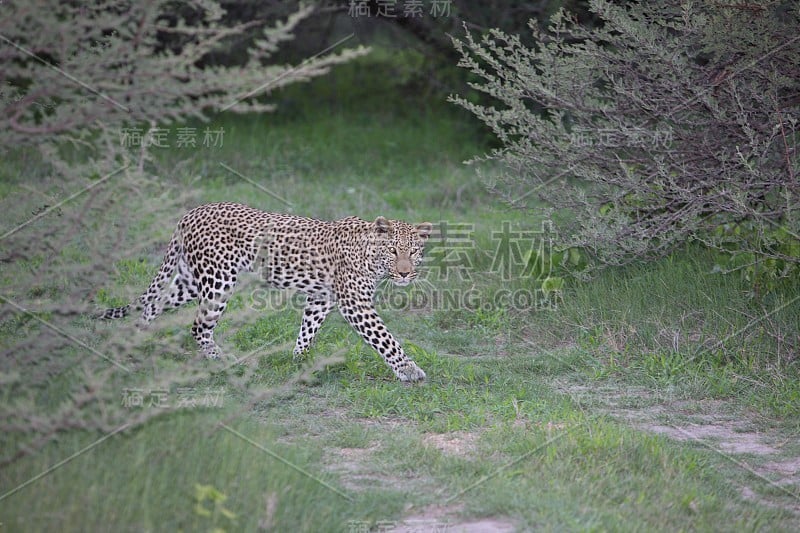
[99,202,433,381]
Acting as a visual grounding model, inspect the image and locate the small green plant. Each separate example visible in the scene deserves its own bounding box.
[469,306,510,330]
[710,222,800,298]
[193,483,238,533]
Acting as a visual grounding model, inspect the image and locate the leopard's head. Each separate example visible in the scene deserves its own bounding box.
[374,216,433,286]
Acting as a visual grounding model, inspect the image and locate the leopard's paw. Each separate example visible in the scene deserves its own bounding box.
[395,361,426,382]
[292,345,310,362]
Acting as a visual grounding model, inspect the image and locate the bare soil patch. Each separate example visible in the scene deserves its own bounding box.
[385,504,516,533]
[643,422,778,455]
[422,432,478,457]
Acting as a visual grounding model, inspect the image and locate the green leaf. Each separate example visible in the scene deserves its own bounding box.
[541,276,564,293]
[194,503,212,517]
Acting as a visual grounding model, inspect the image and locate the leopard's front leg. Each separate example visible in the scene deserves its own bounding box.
[293,295,335,358]
[337,298,426,382]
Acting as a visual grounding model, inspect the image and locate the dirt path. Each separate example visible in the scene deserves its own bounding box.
[557,381,800,515]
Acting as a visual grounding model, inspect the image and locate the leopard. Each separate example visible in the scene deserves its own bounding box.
[98,202,433,382]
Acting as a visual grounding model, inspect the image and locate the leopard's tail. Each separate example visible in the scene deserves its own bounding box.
[95,230,183,320]
[95,304,133,320]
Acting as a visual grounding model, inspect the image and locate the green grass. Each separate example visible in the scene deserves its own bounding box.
[0,412,401,532]
[1,52,799,530]
[523,248,800,418]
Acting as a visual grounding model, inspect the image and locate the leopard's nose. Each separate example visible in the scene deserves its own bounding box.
[396,258,412,276]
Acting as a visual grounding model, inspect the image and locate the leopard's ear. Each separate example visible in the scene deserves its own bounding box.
[416,222,433,239]
[374,216,392,234]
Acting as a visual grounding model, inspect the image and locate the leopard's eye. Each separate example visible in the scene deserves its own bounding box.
[388,246,397,255]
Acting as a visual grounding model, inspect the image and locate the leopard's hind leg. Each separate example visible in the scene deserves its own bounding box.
[191,272,238,360]
[96,232,182,322]
[150,256,198,317]
[137,232,183,327]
